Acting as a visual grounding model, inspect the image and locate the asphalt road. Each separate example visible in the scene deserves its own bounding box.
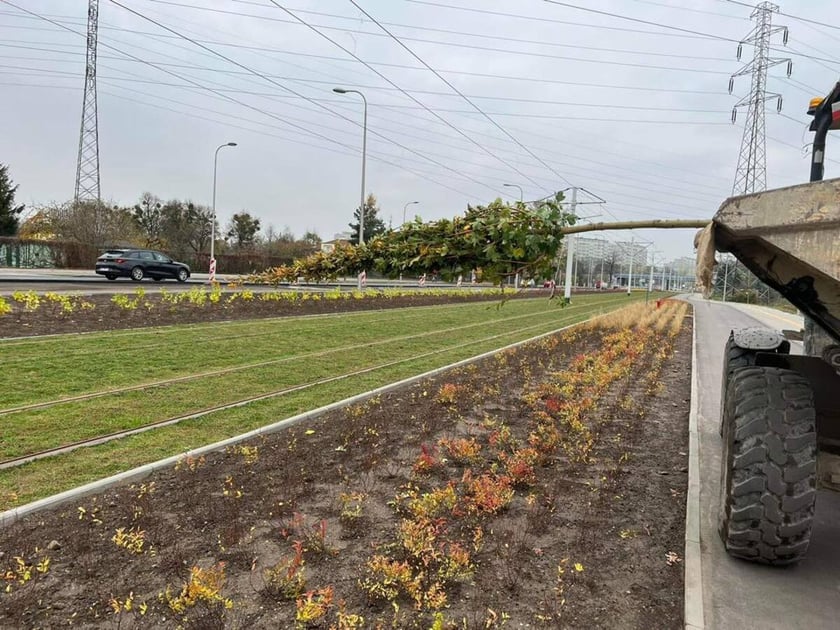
[689,296,840,629]
[0,268,468,294]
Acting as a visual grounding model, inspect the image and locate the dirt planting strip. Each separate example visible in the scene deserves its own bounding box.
[1,303,691,628]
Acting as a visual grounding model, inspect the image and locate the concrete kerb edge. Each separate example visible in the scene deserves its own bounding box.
[0,321,580,527]
[684,306,705,629]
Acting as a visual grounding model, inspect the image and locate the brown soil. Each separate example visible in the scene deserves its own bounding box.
[0,289,561,340]
[0,306,690,629]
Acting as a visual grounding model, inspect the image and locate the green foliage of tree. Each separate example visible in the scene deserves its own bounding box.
[302,230,321,248]
[348,193,386,245]
[0,164,25,236]
[226,212,261,249]
[257,193,574,285]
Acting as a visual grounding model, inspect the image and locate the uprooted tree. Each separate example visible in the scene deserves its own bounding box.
[255,193,576,285]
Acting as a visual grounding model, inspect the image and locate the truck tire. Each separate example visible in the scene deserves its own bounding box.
[719,333,757,436]
[718,366,817,565]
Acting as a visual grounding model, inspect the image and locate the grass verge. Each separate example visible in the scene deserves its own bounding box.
[0,293,664,509]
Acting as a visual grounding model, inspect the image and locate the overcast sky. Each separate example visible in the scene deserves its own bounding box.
[1,0,838,262]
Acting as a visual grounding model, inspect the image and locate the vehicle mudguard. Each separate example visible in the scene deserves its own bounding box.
[731,327,791,353]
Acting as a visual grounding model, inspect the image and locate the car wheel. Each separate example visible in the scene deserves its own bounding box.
[176,268,188,283]
[105,274,117,281]
[130,266,145,282]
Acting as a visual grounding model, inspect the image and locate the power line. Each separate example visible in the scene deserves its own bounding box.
[339,0,576,190]
[623,0,748,20]
[2,0,511,199]
[118,0,720,212]
[12,6,834,86]
[3,68,728,208]
[400,0,734,41]
[0,49,734,199]
[255,1,561,192]
[0,64,728,204]
[0,0,740,202]
[0,48,738,111]
[0,32,737,97]
[103,0,542,196]
[540,0,737,42]
[96,84,493,201]
[110,5,840,71]
[99,5,555,197]
[779,10,840,34]
[138,0,739,63]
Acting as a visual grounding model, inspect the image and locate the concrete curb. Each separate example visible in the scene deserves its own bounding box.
[685,308,705,629]
[0,322,578,526]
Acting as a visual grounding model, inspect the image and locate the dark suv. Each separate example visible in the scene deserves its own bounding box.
[95,249,191,282]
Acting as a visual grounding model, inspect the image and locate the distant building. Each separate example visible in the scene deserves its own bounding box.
[566,237,649,267]
[320,232,352,254]
[670,256,696,276]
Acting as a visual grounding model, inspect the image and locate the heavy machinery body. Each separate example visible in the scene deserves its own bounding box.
[707,81,840,565]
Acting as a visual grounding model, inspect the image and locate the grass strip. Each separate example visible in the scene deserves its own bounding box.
[0,293,657,509]
[1,304,611,459]
[1,295,629,405]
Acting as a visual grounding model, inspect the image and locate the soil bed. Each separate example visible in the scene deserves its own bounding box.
[0,289,557,339]
[0,302,690,628]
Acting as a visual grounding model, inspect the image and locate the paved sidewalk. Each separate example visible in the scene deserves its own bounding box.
[688,297,840,629]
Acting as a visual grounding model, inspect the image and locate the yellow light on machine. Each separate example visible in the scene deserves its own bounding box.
[807,97,823,116]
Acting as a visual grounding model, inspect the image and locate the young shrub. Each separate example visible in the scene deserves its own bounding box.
[295,586,334,626]
[438,437,481,465]
[412,443,442,475]
[161,562,233,614]
[263,540,307,600]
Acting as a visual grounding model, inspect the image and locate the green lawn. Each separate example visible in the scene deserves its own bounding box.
[0,293,660,509]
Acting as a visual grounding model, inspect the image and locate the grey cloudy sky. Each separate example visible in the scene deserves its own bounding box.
[1,0,838,262]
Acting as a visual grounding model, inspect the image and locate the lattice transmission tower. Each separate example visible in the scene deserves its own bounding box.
[729,1,791,196]
[74,0,101,204]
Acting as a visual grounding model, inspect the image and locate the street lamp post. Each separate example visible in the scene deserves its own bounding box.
[503,183,523,203]
[210,141,237,282]
[402,201,419,225]
[563,187,578,302]
[399,201,419,282]
[333,88,368,246]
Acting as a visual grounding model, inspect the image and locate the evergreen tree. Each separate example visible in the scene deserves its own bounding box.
[0,164,25,236]
[348,193,386,245]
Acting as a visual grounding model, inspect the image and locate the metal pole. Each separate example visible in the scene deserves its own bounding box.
[503,183,523,202]
[627,236,634,295]
[648,253,655,297]
[211,142,236,281]
[333,88,368,246]
[360,93,367,245]
[402,201,419,225]
[599,240,605,288]
[722,258,730,301]
[563,187,577,302]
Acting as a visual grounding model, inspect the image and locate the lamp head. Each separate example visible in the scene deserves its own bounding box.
[227,142,238,147]
[333,88,347,94]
